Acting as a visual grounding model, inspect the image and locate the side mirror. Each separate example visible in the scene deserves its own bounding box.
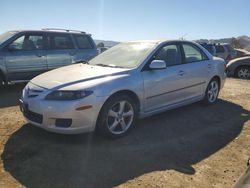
[149,60,166,70]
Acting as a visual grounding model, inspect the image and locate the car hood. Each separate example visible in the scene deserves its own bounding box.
[227,56,250,66]
[31,64,129,89]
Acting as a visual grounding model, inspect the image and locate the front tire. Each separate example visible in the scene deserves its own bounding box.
[96,94,138,138]
[203,78,220,105]
[235,66,250,79]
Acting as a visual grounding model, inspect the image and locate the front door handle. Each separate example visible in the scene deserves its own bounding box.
[208,64,212,68]
[178,70,185,76]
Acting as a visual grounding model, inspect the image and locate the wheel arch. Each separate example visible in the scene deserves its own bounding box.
[95,89,141,135]
[96,89,140,125]
[210,75,221,88]
[105,89,141,111]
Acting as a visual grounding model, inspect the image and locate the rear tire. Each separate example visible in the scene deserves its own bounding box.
[203,78,220,105]
[96,94,138,138]
[235,66,250,79]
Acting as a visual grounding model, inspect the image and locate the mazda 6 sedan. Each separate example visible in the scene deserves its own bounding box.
[20,40,226,138]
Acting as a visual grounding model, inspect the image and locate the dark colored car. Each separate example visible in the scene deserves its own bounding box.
[235,48,250,58]
[199,43,216,56]
[0,29,99,85]
[227,56,250,79]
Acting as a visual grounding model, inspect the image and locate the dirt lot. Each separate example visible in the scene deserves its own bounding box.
[0,78,249,188]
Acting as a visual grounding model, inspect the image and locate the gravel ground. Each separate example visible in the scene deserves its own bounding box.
[0,78,249,188]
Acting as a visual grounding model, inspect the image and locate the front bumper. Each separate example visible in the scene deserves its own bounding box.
[20,94,107,134]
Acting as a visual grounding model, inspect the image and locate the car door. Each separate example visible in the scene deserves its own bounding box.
[46,33,75,70]
[142,43,189,112]
[5,32,47,81]
[180,43,210,99]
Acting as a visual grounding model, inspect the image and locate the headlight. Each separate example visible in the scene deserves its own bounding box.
[45,90,93,100]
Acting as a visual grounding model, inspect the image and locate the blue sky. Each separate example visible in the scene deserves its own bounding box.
[0,0,249,41]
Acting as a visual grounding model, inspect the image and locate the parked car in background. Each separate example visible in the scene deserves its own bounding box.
[0,29,98,85]
[234,158,250,188]
[235,48,250,58]
[215,43,237,62]
[199,43,216,56]
[20,40,226,138]
[227,56,250,79]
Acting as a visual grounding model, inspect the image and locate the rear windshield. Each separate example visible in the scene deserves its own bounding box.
[0,31,17,45]
[73,35,93,49]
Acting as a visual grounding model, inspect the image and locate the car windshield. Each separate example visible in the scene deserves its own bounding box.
[0,31,17,45]
[89,42,156,68]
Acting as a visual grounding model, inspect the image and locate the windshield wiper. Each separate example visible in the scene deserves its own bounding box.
[74,60,88,64]
[81,61,89,64]
[95,63,110,67]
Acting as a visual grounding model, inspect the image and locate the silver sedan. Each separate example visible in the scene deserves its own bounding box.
[20,40,226,138]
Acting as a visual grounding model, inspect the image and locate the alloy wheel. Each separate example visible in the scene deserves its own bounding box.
[207,80,219,103]
[106,100,134,135]
[238,67,250,79]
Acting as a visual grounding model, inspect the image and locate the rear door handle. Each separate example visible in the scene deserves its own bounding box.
[208,64,212,68]
[178,70,185,76]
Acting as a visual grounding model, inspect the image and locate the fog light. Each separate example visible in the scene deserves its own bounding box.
[55,119,72,128]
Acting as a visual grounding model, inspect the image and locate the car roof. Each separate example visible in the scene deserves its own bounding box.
[8,29,90,35]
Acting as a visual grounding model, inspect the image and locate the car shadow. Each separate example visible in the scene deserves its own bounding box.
[0,84,25,108]
[1,99,250,188]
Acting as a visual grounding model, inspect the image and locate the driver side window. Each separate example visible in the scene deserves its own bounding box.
[9,35,25,50]
[8,34,45,51]
[154,44,182,66]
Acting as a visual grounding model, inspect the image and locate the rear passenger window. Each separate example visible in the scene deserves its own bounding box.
[74,35,93,49]
[183,44,206,63]
[49,34,74,50]
[155,44,182,66]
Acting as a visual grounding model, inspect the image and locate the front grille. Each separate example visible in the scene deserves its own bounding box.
[24,109,43,124]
